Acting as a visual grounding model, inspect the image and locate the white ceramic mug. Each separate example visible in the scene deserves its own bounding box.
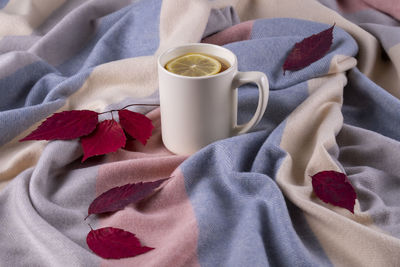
[158,43,269,155]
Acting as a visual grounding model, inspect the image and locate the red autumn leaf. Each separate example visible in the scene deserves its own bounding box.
[283,24,335,75]
[80,119,126,162]
[86,178,169,218]
[118,109,154,145]
[311,170,357,213]
[20,110,98,141]
[87,226,154,259]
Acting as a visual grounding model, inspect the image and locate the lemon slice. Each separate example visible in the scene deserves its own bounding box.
[165,53,222,77]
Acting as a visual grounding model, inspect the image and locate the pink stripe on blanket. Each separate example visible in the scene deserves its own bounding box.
[362,0,400,20]
[336,0,371,13]
[94,109,200,266]
[202,20,254,46]
[337,0,400,20]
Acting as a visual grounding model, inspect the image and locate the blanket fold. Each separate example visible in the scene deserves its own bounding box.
[1,0,400,266]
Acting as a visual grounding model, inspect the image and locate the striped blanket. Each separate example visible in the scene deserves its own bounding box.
[1,0,400,266]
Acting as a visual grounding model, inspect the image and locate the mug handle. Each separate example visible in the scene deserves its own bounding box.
[232,71,269,135]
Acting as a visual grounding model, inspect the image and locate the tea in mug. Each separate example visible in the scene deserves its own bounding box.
[165,53,230,77]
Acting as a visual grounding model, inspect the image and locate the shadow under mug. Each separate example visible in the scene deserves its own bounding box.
[158,43,269,155]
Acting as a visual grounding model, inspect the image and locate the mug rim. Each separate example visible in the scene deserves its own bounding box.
[157,43,237,80]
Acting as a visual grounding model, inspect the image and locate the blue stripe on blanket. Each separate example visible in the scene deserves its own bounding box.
[0,62,90,146]
[343,68,400,141]
[0,0,8,9]
[57,0,162,75]
[0,61,57,111]
[182,125,332,266]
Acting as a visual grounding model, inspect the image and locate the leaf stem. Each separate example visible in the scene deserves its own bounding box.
[98,103,160,115]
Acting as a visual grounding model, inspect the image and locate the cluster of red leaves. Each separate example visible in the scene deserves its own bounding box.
[85,178,169,259]
[20,107,154,162]
[20,105,160,259]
